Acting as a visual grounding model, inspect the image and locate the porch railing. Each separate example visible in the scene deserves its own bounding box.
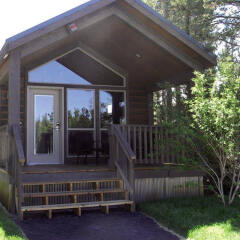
[0,124,25,215]
[113,124,183,165]
[0,125,10,170]
[109,125,136,202]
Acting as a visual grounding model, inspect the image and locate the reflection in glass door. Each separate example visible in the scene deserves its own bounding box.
[100,90,125,154]
[27,88,62,165]
[67,89,126,159]
[67,89,95,157]
[34,95,54,154]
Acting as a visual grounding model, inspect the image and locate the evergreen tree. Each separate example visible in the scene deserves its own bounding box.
[144,0,240,56]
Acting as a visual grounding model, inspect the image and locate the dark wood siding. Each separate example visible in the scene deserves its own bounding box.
[0,77,25,126]
[0,82,8,126]
[128,80,150,125]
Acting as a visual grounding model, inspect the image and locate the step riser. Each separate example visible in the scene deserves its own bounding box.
[23,192,127,206]
[23,181,121,193]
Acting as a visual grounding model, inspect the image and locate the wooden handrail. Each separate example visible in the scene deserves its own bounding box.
[115,161,134,194]
[112,125,136,162]
[110,125,136,202]
[12,124,25,166]
[11,124,25,217]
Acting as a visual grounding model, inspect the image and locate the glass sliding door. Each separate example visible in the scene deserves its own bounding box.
[67,89,126,161]
[100,90,126,153]
[67,89,95,156]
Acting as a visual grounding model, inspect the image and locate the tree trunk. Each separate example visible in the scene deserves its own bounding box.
[185,10,191,35]
[161,0,169,18]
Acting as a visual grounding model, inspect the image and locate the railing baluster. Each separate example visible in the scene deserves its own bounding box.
[165,126,169,163]
[128,125,131,145]
[139,126,142,164]
[133,126,137,160]
[144,127,148,164]
[150,126,153,165]
[155,126,159,164]
[160,126,164,164]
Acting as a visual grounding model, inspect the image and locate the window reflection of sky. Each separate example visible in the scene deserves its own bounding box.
[35,95,54,121]
[29,61,91,85]
[100,91,112,113]
[67,89,94,113]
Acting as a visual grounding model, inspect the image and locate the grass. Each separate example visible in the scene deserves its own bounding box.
[0,207,26,240]
[138,195,240,240]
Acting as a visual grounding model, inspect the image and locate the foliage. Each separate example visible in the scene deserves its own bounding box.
[68,107,94,128]
[35,113,53,154]
[152,83,206,170]
[143,0,240,56]
[152,59,240,205]
[138,196,240,240]
[0,207,26,240]
[188,58,240,205]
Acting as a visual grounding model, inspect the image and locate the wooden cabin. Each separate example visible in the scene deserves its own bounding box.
[0,0,216,220]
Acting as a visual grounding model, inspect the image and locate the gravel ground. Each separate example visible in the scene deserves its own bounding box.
[17,209,179,240]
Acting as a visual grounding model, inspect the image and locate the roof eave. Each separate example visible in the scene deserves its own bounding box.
[126,0,217,66]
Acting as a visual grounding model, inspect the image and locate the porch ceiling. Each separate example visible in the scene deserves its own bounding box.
[78,15,193,87]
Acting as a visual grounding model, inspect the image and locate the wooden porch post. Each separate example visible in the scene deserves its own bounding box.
[8,49,21,214]
[148,92,153,125]
[8,49,21,126]
[108,125,114,168]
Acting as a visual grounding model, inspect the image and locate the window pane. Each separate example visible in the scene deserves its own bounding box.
[68,89,94,128]
[29,61,91,85]
[34,95,53,154]
[29,49,124,86]
[68,130,94,156]
[100,91,125,128]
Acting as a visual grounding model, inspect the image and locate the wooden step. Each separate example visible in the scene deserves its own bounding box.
[23,188,127,198]
[20,200,135,220]
[22,178,122,186]
[21,200,133,211]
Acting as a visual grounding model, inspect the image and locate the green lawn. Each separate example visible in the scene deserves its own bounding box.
[0,207,26,240]
[138,196,240,240]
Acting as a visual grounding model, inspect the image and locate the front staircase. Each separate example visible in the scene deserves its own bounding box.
[15,124,136,220]
[20,177,134,220]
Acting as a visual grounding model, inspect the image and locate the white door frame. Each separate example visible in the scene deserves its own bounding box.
[27,86,64,165]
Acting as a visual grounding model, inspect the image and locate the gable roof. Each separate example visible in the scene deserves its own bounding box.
[0,0,216,67]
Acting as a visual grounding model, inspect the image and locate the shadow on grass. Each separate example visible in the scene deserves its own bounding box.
[137,195,240,239]
[0,207,25,240]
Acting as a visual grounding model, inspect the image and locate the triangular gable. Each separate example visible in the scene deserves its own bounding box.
[0,0,216,68]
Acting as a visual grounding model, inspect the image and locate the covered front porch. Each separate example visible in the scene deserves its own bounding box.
[0,122,204,219]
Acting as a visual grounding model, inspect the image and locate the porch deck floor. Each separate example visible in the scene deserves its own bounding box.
[21,164,113,174]
[21,164,165,174]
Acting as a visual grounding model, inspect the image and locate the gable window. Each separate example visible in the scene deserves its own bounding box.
[29,49,124,86]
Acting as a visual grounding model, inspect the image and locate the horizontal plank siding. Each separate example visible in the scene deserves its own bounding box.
[135,176,202,202]
[0,77,25,127]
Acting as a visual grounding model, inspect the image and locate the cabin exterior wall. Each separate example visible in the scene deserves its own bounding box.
[0,82,8,126]
[128,87,149,125]
[0,77,25,127]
